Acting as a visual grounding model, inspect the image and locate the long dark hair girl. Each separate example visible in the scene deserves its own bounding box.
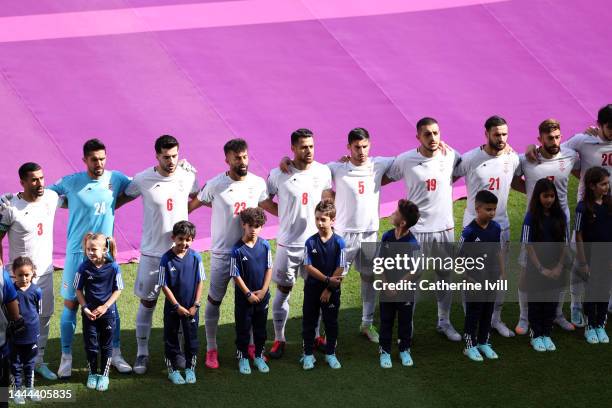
[582,166,612,223]
[527,178,566,242]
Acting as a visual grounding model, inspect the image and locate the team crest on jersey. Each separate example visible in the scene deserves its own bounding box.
[503,161,510,174]
[559,160,566,172]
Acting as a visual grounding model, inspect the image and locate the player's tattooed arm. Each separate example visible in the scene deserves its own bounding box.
[115,192,137,209]
[511,175,526,194]
[0,231,5,267]
[187,197,211,213]
[259,197,278,216]
[279,156,292,174]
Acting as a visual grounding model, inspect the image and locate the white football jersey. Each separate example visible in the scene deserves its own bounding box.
[328,157,394,234]
[454,146,520,229]
[387,148,459,233]
[0,190,61,276]
[516,147,578,221]
[563,133,612,200]
[125,166,199,257]
[267,162,332,247]
[198,172,268,254]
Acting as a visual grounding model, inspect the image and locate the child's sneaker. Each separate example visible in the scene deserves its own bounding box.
[530,336,546,352]
[13,387,25,405]
[168,370,186,385]
[399,350,413,367]
[463,346,483,362]
[379,352,392,368]
[300,354,316,370]
[571,308,586,328]
[325,354,341,369]
[515,318,529,335]
[27,387,42,402]
[542,336,556,351]
[477,344,499,359]
[253,357,270,373]
[585,327,599,344]
[183,368,195,383]
[205,349,219,369]
[360,324,380,343]
[96,375,109,392]
[595,326,609,343]
[87,373,99,389]
[238,358,251,375]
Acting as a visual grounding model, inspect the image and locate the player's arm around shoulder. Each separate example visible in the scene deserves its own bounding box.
[188,178,215,213]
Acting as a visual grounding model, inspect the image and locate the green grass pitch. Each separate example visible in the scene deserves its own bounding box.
[37,178,612,407]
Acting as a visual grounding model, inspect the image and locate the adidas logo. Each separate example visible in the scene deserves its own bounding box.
[312,249,318,254]
[87,276,94,280]
[170,266,177,272]
[106,325,112,330]
[328,304,335,309]
[242,256,248,261]
[475,238,481,242]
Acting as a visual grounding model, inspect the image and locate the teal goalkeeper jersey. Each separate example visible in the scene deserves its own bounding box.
[49,170,130,254]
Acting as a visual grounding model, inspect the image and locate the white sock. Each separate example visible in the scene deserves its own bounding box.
[518,290,529,321]
[36,316,51,365]
[272,290,290,342]
[492,291,505,323]
[205,302,220,351]
[315,314,322,338]
[360,279,376,326]
[436,289,452,323]
[556,291,566,317]
[570,274,584,310]
[135,304,155,356]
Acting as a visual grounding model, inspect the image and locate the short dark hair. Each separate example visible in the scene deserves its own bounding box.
[18,162,42,180]
[12,256,36,276]
[484,115,507,131]
[416,117,438,132]
[172,220,196,239]
[291,128,314,146]
[397,199,419,228]
[223,138,248,155]
[83,138,106,157]
[597,104,612,127]
[347,128,370,144]
[240,207,267,228]
[155,135,179,154]
[315,199,336,219]
[538,118,560,135]
[475,190,498,206]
